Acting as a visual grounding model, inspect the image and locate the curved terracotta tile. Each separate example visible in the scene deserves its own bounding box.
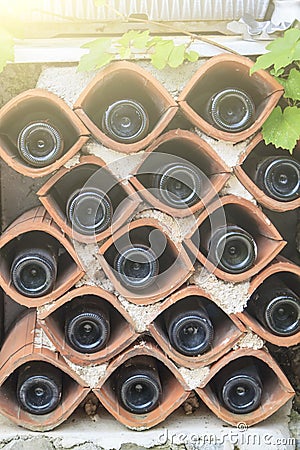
[99,218,194,305]
[38,155,141,243]
[178,54,283,143]
[93,339,189,430]
[73,61,178,153]
[0,288,4,349]
[37,285,138,366]
[130,129,231,217]
[235,133,300,211]
[237,257,300,347]
[0,206,84,307]
[184,195,286,282]
[0,89,89,178]
[196,347,294,427]
[0,311,90,431]
[148,285,244,368]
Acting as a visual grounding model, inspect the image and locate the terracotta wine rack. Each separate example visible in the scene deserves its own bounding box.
[99,217,194,304]
[0,57,296,432]
[130,129,231,217]
[0,311,90,431]
[237,257,300,347]
[196,348,294,427]
[0,206,84,307]
[93,339,190,430]
[178,53,284,143]
[0,89,89,178]
[235,133,300,212]
[184,195,286,282]
[38,285,138,366]
[38,155,141,243]
[73,61,178,153]
[148,285,245,368]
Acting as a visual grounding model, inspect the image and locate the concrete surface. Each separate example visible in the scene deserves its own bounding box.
[0,402,297,450]
[13,36,269,65]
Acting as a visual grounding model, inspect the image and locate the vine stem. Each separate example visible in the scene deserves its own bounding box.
[126,17,240,55]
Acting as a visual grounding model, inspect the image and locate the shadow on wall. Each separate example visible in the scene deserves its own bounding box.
[0,64,44,108]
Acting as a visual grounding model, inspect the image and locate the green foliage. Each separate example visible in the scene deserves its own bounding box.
[118,30,150,59]
[78,38,113,72]
[185,50,199,62]
[78,30,199,72]
[262,106,300,153]
[149,39,174,70]
[252,28,300,153]
[0,27,14,74]
[250,28,300,75]
[278,68,300,101]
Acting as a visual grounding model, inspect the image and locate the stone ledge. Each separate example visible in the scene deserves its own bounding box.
[13,36,269,65]
[0,402,295,450]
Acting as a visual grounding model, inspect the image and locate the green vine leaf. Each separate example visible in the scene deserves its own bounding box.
[250,28,300,75]
[118,30,150,58]
[270,67,285,77]
[262,105,300,153]
[131,30,150,49]
[78,37,113,71]
[119,45,131,59]
[185,50,199,62]
[147,36,164,47]
[0,27,14,74]
[150,39,174,69]
[168,44,186,68]
[279,68,300,101]
[149,39,199,69]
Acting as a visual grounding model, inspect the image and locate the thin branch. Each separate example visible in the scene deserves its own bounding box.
[126,17,240,55]
[101,2,125,19]
[97,0,239,54]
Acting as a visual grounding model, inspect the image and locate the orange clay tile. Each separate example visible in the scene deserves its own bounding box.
[148,285,245,368]
[196,347,294,427]
[38,155,142,244]
[93,339,189,430]
[235,133,300,212]
[0,311,90,431]
[0,206,84,307]
[184,195,286,283]
[178,53,283,143]
[0,89,89,178]
[73,61,178,153]
[130,129,231,218]
[237,256,300,347]
[0,288,4,347]
[99,218,194,305]
[37,285,138,366]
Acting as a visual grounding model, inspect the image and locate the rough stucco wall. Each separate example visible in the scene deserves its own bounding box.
[0,64,43,108]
